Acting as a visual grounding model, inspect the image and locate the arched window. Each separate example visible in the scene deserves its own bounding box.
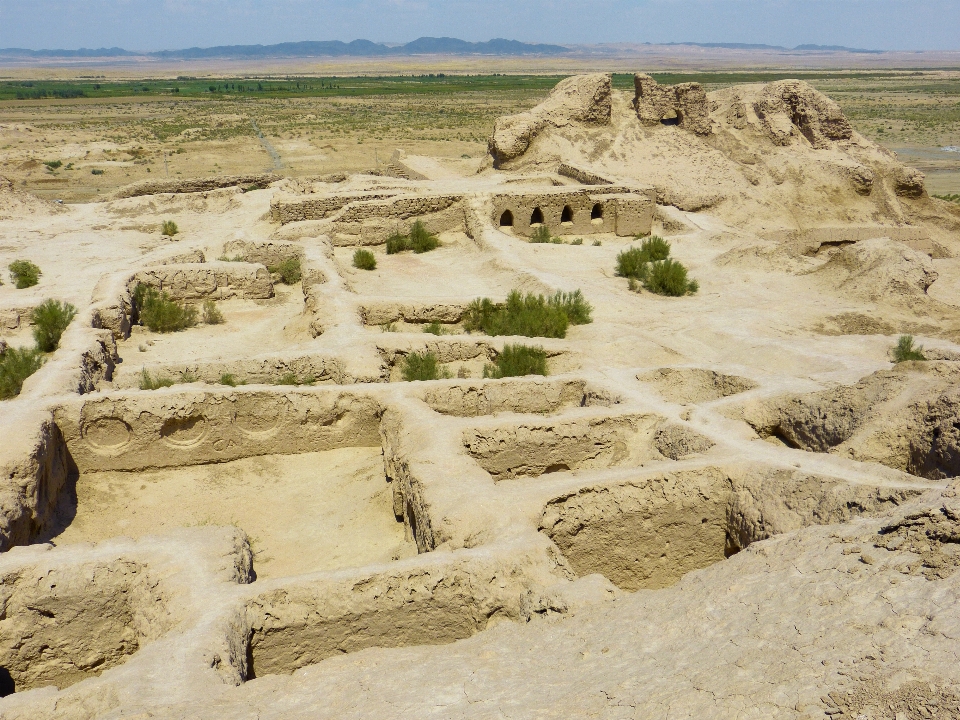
[560,205,573,224]
[591,203,603,221]
[660,109,680,126]
[499,209,514,227]
[530,207,544,225]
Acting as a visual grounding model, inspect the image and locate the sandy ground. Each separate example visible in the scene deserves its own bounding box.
[51,448,414,580]
[3,71,960,718]
[113,284,310,384]
[336,232,518,298]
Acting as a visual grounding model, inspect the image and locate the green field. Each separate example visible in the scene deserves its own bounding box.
[0,75,570,101]
[3,70,950,103]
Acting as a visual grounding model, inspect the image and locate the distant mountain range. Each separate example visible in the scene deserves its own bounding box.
[0,38,570,59]
[0,38,889,60]
[667,42,884,54]
[0,46,137,58]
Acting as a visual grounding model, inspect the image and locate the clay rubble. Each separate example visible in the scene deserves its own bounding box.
[1,73,960,718]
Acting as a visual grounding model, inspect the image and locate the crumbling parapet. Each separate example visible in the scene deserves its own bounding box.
[488,74,612,167]
[894,166,926,198]
[110,174,280,200]
[753,80,853,149]
[634,74,712,136]
[130,262,275,301]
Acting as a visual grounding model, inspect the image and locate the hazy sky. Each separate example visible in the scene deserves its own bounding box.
[0,0,957,52]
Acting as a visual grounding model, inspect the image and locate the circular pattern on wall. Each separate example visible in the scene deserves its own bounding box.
[234,395,287,438]
[82,417,133,451]
[160,415,208,448]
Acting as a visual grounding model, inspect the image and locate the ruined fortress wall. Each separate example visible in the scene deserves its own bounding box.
[491,187,655,237]
[221,239,302,267]
[765,226,930,249]
[111,174,280,200]
[334,206,468,246]
[270,191,404,224]
[335,194,462,224]
[55,388,384,473]
[557,163,614,186]
[131,262,274,301]
[0,411,69,551]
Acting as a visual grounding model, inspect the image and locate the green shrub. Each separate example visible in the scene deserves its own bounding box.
[639,235,671,261]
[219,373,245,387]
[463,289,592,339]
[353,248,377,270]
[218,254,245,262]
[386,222,439,254]
[385,233,410,254]
[9,260,41,289]
[484,344,548,379]
[401,351,451,381]
[550,290,593,325]
[643,259,699,296]
[423,322,447,335]
[276,372,315,386]
[136,285,198,332]
[571,238,583,246]
[409,221,439,253]
[202,299,224,325]
[0,346,44,399]
[44,160,62,170]
[161,221,178,237]
[269,257,302,284]
[616,236,672,279]
[91,168,105,176]
[893,335,926,362]
[31,299,77,352]
[617,236,697,296]
[139,368,174,390]
[592,240,602,247]
[530,226,553,244]
[616,247,649,280]
[464,295,566,338]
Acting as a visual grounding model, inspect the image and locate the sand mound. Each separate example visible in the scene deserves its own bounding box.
[109,174,280,200]
[640,368,757,404]
[487,74,958,239]
[105,186,246,218]
[810,237,938,302]
[489,74,611,167]
[753,79,852,148]
[741,363,960,479]
[0,175,63,219]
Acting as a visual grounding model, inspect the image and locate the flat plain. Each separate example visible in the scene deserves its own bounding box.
[3,54,960,719]
[2,64,959,201]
